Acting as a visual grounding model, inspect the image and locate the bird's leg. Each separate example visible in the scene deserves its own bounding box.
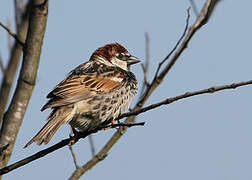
[111,118,120,125]
[69,127,80,145]
[111,118,116,125]
[112,118,120,130]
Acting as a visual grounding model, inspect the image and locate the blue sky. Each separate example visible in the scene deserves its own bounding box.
[1,0,252,179]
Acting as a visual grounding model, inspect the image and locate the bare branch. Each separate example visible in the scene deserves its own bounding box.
[0,122,144,175]
[0,1,30,122]
[153,8,190,80]
[155,0,221,86]
[0,138,72,175]
[189,0,199,16]
[88,135,95,157]
[0,21,25,47]
[0,0,49,169]
[197,0,221,28]
[69,145,80,169]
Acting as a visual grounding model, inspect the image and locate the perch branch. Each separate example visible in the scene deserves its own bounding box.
[0,122,144,175]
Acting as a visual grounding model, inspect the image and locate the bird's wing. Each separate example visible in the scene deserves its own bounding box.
[41,70,124,111]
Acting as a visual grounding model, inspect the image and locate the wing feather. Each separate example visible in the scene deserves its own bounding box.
[41,71,124,111]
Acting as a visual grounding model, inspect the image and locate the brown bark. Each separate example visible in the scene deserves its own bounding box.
[0,5,29,122]
[0,0,49,173]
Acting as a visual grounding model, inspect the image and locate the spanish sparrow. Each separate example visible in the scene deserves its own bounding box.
[25,43,140,147]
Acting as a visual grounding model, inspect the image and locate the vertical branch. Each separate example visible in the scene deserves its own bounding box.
[0,0,49,171]
[0,2,30,122]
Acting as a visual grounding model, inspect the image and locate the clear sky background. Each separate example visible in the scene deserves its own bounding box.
[1,0,252,180]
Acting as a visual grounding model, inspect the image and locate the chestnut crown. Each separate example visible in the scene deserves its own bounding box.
[90,43,140,71]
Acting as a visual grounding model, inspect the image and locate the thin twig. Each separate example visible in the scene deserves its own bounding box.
[0,0,30,124]
[153,8,190,80]
[155,0,221,86]
[0,21,25,46]
[88,135,95,157]
[0,122,144,175]
[69,145,80,169]
[189,0,199,16]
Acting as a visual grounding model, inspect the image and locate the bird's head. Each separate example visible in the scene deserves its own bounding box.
[90,42,140,71]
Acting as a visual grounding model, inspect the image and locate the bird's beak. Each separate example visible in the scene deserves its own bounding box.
[127,56,140,65]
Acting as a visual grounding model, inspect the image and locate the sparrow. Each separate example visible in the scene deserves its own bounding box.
[24,43,140,148]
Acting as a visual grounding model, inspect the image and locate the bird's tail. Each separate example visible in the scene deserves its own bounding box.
[24,108,73,148]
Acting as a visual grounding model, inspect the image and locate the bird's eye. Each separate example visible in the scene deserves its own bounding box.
[117,53,124,59]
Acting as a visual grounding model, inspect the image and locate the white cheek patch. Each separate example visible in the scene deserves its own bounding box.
[111,58,128,71]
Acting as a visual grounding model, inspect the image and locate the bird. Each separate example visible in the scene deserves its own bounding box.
[24,42,140,148]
